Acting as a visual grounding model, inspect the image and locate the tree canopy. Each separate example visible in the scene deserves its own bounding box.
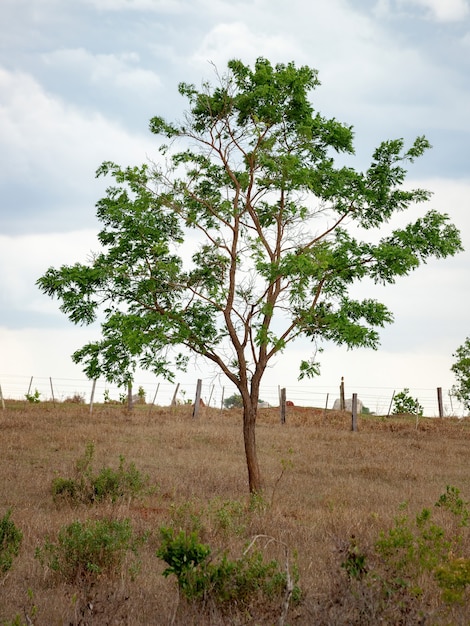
[451,338,470,412]
[38,58,463,492]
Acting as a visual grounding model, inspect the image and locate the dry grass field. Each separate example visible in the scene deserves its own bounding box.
[1,401,470,625]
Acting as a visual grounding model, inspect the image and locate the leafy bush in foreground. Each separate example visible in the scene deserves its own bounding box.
[339,486,470,623]
[156,526,300,610]
[0,509,23,572]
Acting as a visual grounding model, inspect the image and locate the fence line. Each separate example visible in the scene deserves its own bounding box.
[0,374,466,417]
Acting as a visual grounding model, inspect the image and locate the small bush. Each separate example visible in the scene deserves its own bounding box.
[156,527,300,608]
[392,388,423,416]
[51,442,149,505]
[338,486,470,621]
[0,509,23,573]
[210,498,247,537]
[35,518,144,584]
[25,389,41,404]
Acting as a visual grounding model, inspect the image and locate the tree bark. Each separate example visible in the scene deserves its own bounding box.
[243,400,262,493]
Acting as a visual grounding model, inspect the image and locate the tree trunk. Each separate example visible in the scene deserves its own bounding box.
[243,401,262,493]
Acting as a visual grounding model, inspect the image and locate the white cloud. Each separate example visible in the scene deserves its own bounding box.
[402,0,469,22]
[79,0,187,11]
[0,231,99,314]
[0,67,156,181]
[0,66,161,232]
[41,48,161,91]
[378,0,470,21]
[190,22,301,70]
[0,326,100,383]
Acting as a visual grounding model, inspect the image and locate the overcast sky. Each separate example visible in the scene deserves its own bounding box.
[1,0,469,410]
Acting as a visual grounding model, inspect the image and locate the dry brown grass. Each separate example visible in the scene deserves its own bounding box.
[1,401,470,625]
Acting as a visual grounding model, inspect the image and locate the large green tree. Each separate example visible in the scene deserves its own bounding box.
[38,58,462,493]
[451,338,470,412]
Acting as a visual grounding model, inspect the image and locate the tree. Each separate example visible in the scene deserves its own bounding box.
[223,394,266,409]
[223,394,244,409]
[37,58,462,493]
[451,338,470,412]
[392,388,424,416]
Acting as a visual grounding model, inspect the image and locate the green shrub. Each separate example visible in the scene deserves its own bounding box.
[156,527,300,607]
[392,388,423,416]
[340,486,470,619]
[25,389,41,404]
[0,509,23,572]
[209,498,247,537]
[51,442,148,505]
[35,518,144,584]
[157,527,211,598]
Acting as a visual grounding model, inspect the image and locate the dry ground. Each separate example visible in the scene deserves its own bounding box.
[1,401,470,625]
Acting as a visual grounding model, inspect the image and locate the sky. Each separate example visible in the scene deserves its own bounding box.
[1,0,469,411]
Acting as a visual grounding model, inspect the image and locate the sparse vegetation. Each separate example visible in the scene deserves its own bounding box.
[63,393,85,404]
[336,486,470,623]
[35,518,143,584]
[51,442,149,505]
[1,401,470,624]
[0,509,23,573]
[157,526,300,613]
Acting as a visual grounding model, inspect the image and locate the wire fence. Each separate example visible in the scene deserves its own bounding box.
[0,374,466,417]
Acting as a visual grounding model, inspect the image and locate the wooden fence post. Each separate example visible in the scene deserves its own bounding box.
[150,383,160,411]
[171,383,180,407]
[220,387,225,412]
[387,391,395,418]
[323,392,329,420]
[437,387,444,418]
[193,379,202,418]
[280,388,286,424]
[27,376,33,398]
[0,384,5,410]
[207,384,215,407]
[50,377,56,406]
[351,393,358,432]
[340,377,345,410]
[448,391,454,416]
[127,380,133,411]
[89,379,97,414]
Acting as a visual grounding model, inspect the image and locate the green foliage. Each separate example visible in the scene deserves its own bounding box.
[376,506,450,578]
[209,498,247,537]
[156,527,300,607]
[25,389,41,404]
[137,385,146,403]
[168,499,204,535]
[35,518,143,584]
[435,558,470,604]
[157,527,211,597]
[0,509,23,573]
[223,393,243,409]
[37,57,462,493]
[2,617,28,626]
[341,486,470,615]
[451,337,470,412]
[435,485,469,526]
[341,536,367,580]
[37,57,462,390]
[392,388,423,416]
[51,442,148,505]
